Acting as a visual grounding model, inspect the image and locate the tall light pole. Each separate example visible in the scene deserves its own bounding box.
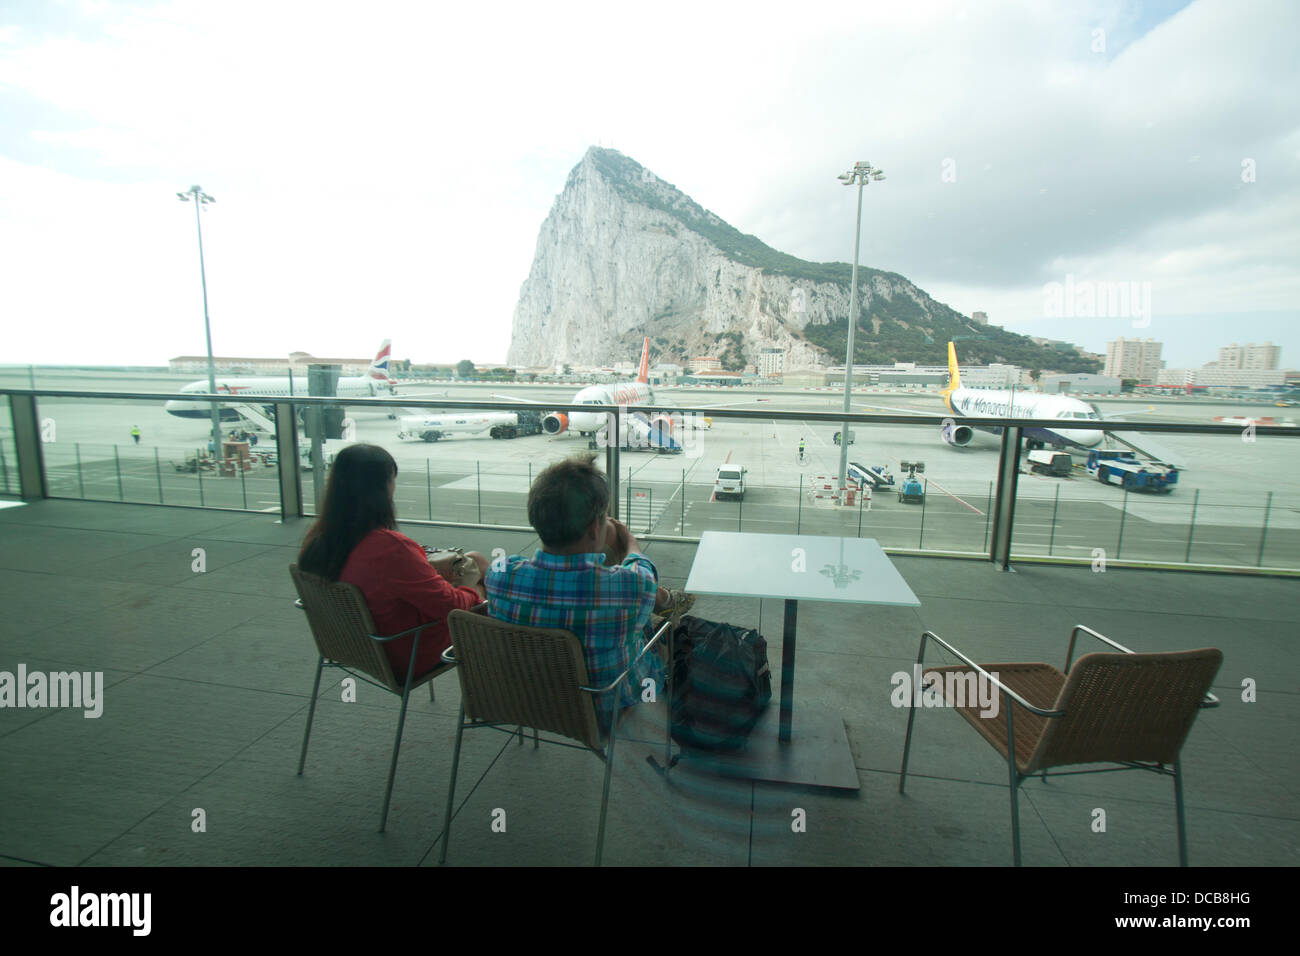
[836,161,885,502]
[177,185,222,458]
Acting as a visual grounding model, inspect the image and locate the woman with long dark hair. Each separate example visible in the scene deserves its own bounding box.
[298,443,486,681]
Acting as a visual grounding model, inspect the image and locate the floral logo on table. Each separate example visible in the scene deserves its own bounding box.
[818,563,862,588]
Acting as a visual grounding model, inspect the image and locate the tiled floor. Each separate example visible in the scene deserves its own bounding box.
[1,498,1296,866]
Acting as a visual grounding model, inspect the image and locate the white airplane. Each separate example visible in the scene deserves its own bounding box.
[164,341,396,422]
[395,412,522,442]
[863,342,1105,450]
[498,337,684,452]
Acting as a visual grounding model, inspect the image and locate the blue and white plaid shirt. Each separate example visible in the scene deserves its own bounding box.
[485,550,663,718]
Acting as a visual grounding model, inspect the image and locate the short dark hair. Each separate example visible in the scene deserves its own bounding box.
[528,455,609,548]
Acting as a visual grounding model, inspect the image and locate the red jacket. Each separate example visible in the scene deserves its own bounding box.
[339,528,481,682]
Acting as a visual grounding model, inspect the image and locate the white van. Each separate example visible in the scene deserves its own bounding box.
[714,465,747,500]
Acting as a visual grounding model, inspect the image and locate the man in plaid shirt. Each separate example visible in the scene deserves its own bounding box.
[485,456,664,726]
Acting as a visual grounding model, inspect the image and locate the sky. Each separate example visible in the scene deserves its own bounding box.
[0,0,1296,371]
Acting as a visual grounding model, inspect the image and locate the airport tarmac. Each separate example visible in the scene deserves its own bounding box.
[3,370,1298,569]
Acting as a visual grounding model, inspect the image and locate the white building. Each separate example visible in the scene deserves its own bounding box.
[1158,367,1289,388]
[1104,337,1164,383]
[1214,342,1281,371]
[759,348,785,378]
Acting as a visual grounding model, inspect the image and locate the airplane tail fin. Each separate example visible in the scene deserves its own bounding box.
[944,341,961,395]
[636,336,650,383]
[369,339,395,384]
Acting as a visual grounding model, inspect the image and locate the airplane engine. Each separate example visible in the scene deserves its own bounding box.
[941,422,974,446]
[542,412,568,435]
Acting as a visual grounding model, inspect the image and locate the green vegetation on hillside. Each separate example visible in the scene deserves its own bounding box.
[584,147,1102,373]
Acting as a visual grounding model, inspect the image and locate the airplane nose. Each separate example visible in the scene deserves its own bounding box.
[1082,429,1104,447]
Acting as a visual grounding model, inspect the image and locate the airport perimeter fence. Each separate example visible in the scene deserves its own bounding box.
[4,388,1299,574]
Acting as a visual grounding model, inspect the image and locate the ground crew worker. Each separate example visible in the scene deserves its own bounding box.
[799,437,806,457]
[131,425,141,444]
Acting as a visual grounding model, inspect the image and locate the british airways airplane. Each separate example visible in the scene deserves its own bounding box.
[164,340,396,421]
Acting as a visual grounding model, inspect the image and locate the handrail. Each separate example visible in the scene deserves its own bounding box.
[3,386,1299,435]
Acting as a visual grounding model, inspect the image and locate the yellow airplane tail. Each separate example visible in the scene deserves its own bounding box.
[943,341,961,396]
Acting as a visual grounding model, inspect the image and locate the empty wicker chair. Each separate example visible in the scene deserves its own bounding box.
[899,625,1221,865]
[438,609,670,866]
[290,564,463,832]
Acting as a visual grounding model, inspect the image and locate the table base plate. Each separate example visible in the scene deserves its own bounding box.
[667,705,860,790]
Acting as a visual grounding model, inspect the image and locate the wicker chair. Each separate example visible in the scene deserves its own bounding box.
[898,625,1222,866]
[290,564,464,832]
[437,610,671,866]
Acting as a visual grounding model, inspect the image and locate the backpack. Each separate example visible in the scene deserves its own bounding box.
[669,615,772,751]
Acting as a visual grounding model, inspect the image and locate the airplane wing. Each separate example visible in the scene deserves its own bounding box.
[851,401,933,417]
[490,391,550,406]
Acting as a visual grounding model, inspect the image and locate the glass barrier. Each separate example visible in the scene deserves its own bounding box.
[34,394,277,512]
[1010,429,1299,570]
[0,394,15,496]
[6,384,1298,573]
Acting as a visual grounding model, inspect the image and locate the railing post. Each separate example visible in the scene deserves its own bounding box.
[983,480,993,551]
[1184,488,1200,564]
[426,459,432,520]
[114,445,123,500]
[476,461,482,524]
[918,478,928,549]
[9,393,47,499]
[1047,483,1059,556]
[155,447,164,503]
[197,449,205,507]
[989,427,1024,570]
[1116,487,1129,559]
[1257,491,1272,567]
[75,442,85,498]
[273,403,302,521]
[857,482,865,537]
[239,459,248,510]
[680,468,685,535]
[796,474,802,534]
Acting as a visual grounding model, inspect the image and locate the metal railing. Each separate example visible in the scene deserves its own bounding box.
[4,386,1298,574]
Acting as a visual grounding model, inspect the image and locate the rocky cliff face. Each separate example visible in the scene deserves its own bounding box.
[507,147,972,370]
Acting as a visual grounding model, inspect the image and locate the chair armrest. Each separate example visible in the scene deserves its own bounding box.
[369,618,443,643]
[580,618,672,696]
[441,645,458,665]
[1064,624,1134,672]
[920,630,1065,719]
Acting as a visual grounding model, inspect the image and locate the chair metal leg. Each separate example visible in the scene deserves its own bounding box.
[379,678,415,833]
[297,657,325,775]
[439,704,467,865]
[429,681,436,703]
[595,717,619,867]
[1007,703,1022,866]
[899,634,929,793]
[533,727,539,749]
[899,699,919,794]
[1009,773,1023,866]
[1174,759,1188,867]
[516,724,524,745]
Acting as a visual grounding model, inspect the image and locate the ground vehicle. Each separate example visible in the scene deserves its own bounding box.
[848,461,894,489]
[833,430,856,446]
[714,465,747,500]
[1027,450,1072,476]
[897,461,925,504]
[1085,450,1178,492]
